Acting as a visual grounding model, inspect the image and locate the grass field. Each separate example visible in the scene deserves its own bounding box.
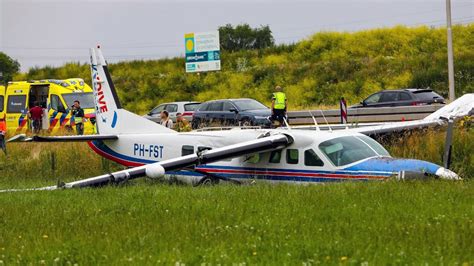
[0,127,473,264]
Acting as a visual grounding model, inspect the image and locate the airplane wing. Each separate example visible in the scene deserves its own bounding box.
[295,93,474,136]
[7,134,118,143]
[347,120,440,135]
[0,133,292,192]
[350,93,473,135]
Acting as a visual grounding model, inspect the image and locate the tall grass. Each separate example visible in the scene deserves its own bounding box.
[382,123,474,178]
[0,182,472,264]
[0,142,123,188]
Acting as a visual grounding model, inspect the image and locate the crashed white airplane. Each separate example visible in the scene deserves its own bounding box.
[3,47,474,191]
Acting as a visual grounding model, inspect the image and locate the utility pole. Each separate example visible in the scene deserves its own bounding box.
[443,118,454,169]
[446,0,455,101]
[443,0,456,169]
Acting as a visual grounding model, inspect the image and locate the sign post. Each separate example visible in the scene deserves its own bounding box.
[185,31,221,73]
[340,97,348,124]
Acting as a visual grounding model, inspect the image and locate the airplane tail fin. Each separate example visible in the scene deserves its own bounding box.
[423,93,474,121]
[90,47,174,134]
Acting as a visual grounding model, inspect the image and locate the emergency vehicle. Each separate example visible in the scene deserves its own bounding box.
[1,78,96,135]
[0,86,5,133]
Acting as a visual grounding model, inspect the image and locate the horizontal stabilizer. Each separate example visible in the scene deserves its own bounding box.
[7,134,118,143]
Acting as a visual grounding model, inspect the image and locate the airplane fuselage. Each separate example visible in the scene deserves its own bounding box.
[87,128,446,184]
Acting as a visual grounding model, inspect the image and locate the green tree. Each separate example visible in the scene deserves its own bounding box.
[0,52,20,84]
[219,24,275,51]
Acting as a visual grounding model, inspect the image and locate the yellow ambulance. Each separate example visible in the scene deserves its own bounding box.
[2,78,96,135]
[0,85,6,132]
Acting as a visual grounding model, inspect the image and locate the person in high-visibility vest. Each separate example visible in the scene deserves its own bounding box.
[270,85,287,127]
[174,113,192,132]
[71,100,85,135]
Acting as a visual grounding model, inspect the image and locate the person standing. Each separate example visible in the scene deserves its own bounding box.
[160,110,173,129]
[270,85,287,127]
[28,101,44,134]
[0,116,6,155]
[71,100,85,135]
[174,113,191,132]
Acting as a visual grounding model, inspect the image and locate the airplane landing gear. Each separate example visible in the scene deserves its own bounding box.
[196,176,219,186]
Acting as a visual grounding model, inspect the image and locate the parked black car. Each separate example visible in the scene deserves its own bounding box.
[351,89,445,108]
[192,98,272,129]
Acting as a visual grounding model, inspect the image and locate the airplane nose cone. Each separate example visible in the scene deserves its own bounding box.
[435,167,461,180]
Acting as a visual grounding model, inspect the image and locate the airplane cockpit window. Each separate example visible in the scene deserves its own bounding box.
[269,150,281,163]
[319,136,384,167]
[304,149,324,166]
[286,149,299,164]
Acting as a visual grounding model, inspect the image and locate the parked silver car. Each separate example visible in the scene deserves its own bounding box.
[144,101,201,123]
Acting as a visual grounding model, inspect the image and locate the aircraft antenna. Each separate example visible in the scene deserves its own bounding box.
[309,110,320,131]
[320,110,332,132]
[283,117,292,130]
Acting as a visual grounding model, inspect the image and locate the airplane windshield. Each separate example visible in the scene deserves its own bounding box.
[319,136,389,167]
[62,93,95,109]
[357,135,390,156]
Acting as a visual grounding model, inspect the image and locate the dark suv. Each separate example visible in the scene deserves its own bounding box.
[351,89,445,108]
[192,98,272,129]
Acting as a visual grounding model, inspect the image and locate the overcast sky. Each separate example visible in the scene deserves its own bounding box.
[1,0,473,71]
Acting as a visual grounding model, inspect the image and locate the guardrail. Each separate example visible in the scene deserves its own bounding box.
[287,105,444,125]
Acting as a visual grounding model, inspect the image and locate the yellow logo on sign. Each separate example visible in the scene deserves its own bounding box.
[186,39,194,52]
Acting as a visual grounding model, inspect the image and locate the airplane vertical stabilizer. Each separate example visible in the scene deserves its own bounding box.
[90,47,174,135]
